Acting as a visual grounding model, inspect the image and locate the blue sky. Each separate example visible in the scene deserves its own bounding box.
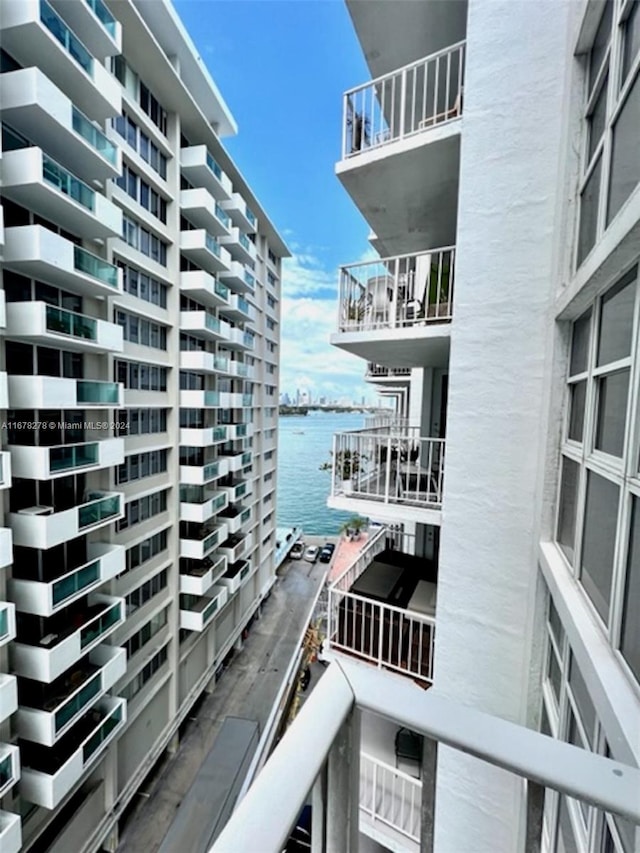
[174,0,381,403]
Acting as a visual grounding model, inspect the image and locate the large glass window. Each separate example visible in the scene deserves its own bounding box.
[620,496,640,682]
[607,71,640,223]
[581,471,618,622]
[557,457,580,564]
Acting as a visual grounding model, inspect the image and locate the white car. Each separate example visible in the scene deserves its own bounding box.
[289,541,305,560]
[304,546,320,563]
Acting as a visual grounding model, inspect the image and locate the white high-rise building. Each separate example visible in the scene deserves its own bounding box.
[216,1,640,852]
[0,0,287,849]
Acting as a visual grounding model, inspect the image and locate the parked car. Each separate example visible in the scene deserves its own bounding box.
[319,543,336,563]
[304,546,320,563]
[289,541,305,560]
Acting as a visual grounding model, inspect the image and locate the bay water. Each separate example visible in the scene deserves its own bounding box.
[276,411,366,536]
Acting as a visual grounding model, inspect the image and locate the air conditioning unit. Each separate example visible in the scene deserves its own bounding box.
[18,505,54,516]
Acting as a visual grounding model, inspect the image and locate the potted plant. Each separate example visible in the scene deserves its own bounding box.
[319,449,367,494]
[346,109,370,153]
[339,515,367,542]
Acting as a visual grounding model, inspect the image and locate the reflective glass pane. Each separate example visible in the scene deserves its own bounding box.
[597,269,636,365]
[581,471,618,622]
[588,76,608,162]
[622,1,640,86]
[595,369,629,456]
[568,380,587,442]
[557,457,580,564]
[577,156,602,266]
[570,310,591,375]
[620,496,640,684]
[607,71,640,223]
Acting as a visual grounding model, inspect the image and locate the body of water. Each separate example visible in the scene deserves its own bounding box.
[276,411,366,536]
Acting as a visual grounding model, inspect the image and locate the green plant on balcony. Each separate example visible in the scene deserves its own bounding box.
[339,515,367,541]
[320,449,367,494]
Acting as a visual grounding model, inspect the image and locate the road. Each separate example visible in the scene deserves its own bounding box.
[117,551,330,853]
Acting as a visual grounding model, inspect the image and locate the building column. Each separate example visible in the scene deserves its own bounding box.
[325,708,360,853]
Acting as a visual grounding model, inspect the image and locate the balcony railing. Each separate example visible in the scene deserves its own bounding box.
[78,492,121,529]
[85,0,117,37]
[360,752,421,843]
[72,107,117,164]
[46,305,97,340]
[40,0,94,76]
[79,600,121,648]
[366,364,412,379]
[76,380,120,404]
[73,246,119,288]
[338,248,454,333]
[42,154,95,210]
[211,661,640,853]
[342,41,465,158]
[330,427,444,507]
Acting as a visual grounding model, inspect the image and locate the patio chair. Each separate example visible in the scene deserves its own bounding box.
[418,88,464,130]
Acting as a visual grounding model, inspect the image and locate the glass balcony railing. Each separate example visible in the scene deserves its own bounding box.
[85,0,116,37]
[43,154,95,211]
[204,391,220,406]
[235,484,247,499]
[79,602,121,649]
[40,0,94,75]
[214,493,227,510]
[236,424,248,438]
[214,355,229,372]
[206,152,223,180]
[54,671,101,733]
[76,380,120,404]
[82,704,123,763]
[205,233,221,258]
[240,562,250,580]
[0,609,9,642]
[203,597,219,623]
[237,298,250,317]
[215,280,229,301]
[213,427,227,442]
[78,493,121,528]
[241,452,252,466]
[240,509,251,524]
[0,755,12,792]
[205,314,221,334]
[46,305,97,341]
[203,462,219,481]
[72,107,117,164]
[52,560,100,606]
[246,207,257,227]
[243,333,254,350]
[243,270,255,289]
[239,232,251,251]
[242,394,253,407]
[215,203,230,228]
[202,530,219,553]
[74,246,119,288]
[50,442,99,473]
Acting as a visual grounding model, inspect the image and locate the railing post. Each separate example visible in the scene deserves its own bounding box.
[385,436,391,504]
[420,737,438,852]
[399,64,407,140]
[312,763,328,853]
[326,708,361,853]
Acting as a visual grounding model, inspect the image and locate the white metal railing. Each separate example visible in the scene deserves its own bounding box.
[330,525,389,593]
[338,248,454,333]
[365,364,413,380]
[330,428,444,507]
[342,41,465,158]
[360,752,421,843]
[364,413,412,429]
[211,661,640,853]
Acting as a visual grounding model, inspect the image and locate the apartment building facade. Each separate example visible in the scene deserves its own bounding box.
[216,1,640,852]
[0,0,287,850]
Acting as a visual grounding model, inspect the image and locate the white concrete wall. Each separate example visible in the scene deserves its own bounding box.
[432,1,573,850]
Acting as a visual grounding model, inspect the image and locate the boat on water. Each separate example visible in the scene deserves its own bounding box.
[292,430,305,434]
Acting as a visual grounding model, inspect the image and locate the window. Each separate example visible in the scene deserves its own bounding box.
[117,490,168,531]
[125,529,168,573]
[124,607,168,657]
[111,58,167,135]
[620,496,640,681]
[115,164,167,223]
[607,70,640,223]
[120,645,168,702]
[116,261,168,308]
[117,450,168,484]
[112,112,167,179]
[114,360,167,391]
[115,310,167,350]
[126,570,167,614]
[121,215,168,266]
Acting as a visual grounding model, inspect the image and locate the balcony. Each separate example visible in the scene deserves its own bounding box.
[0,745,20,798]
[0,69,120,181]
[180,270,230,309]
[8,375,123,410]
[0,811,21,853]
[220,227,257,265]
[327,427,443,523]
[218,534,247,566]
[6,301,123,354]
[218,558,251,596]
[49,0,121,58]
[10,543,124,617]
[179,350,230,376]
[224,327,254,351]
[225,295,253,324]
[0,453,11,492]
[12,594,125,683]
[227,423,254,440]
[0,528,12,571]
[0,675,18,725]
[219,261,256,294]
[360,751,421,845]
[180,230,231,274]
[179,390,220,409]
[219,506,251,535]
[179,426,228,448]
[179,554,227,597]
[220,449,251,474]
[221,193,257,233]
[218,392,245,409]
[10,491,123,550]
[221,480,251,504]
[0,0,121,120]
[3,226,122,299]
[179,522,229,561]
[0,604,17,649]
[180,146,233,201]
[15,645,125,746]
[365,363,412,383]
[332,248,454,366]
[2,148,122,240]
[179,458,230,487]
[180,310,229,342]
[9,437,124,482]
[179,585,228,632]
[179,485,228,524]
[337,42,464,253]
[325,528,436,684]
[19,696,126,809]
[180,189,231,237]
